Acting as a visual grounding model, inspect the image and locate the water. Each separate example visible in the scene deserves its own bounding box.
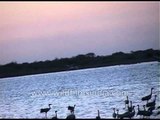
[0,61,160,119]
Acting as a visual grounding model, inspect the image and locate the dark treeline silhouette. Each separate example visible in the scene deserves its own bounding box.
[0,49,160,78]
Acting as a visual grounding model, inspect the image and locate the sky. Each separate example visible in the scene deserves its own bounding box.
[0,2,159,65]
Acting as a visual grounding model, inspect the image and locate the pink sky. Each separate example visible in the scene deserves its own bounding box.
[0,2,159,64]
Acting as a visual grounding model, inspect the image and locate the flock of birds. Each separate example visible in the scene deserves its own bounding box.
[40,88,160,119]
[112,88,160,119]
[40,104,76,119]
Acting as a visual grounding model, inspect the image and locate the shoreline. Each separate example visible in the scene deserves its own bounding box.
[0,49,159,79]
[0,60,159,79]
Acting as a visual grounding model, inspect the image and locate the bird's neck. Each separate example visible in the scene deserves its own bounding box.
[116,111,119,115]
[133,107,135,112]
[151,89,153,95]
[154,96,157,102]
[130,102,132,107]
[113,109,115,113]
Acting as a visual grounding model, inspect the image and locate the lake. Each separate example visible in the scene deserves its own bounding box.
[0,61,160,118]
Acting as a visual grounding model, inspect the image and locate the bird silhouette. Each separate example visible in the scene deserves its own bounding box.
[112,108,116,119]
[40,104,52,118]
[124,96,129,109]
[128,101,133,112]
[96,110,101,119]
[143,105,153,119]
[127,106,135,119]
[68,105,76,113]
[116,106,135,119]
[136,105,145,118]
[141,88,154,102]
[52,111,58,119]
[116,109,126,119]
[147,106,155,112]
[146,95,157,107]
[116,109,129,119]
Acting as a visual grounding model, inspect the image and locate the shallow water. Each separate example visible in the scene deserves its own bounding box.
[0,61,160,118]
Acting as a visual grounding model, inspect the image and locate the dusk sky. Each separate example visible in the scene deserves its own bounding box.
[0,2,159,65]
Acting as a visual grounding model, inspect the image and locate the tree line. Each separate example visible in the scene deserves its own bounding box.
[0,49,159,78]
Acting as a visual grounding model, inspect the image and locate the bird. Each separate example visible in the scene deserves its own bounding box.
[143,105,146,111]
[143,105,153,119]
[141,88,154,102]
[146,95,157,107]
[116,106,135,119]
[116,109,129,119]
[40,104,52,118]
[147,105,155,112]
[68,105,76,113]
[52,111,58,119]
[116,109,120,119]
[96,110,101,119]
[66,113,76,119]
[116,109,128,119]
[137,105,145,118]
[127,106,135,119]
[128,101,133,112]
[112,108,116,119]
[124,96,129,109]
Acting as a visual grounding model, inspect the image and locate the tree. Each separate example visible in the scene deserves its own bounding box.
[85,53,96,57]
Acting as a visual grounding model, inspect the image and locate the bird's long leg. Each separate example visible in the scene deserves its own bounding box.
[45,113,47,119]
[124,104,126,109]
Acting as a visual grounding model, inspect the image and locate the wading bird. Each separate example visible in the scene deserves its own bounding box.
[141,88,154,102]
[112,108,116,119]
[68,105,76,113]
[146,95,157,107]
[52,111,58,119]
[137,105,145,118]
[128,101,133,112]
[96,110,101,119]
[148,106,155,112]
[143,105,153,119]
[40,104,52,118]
[117,106,135,119]
[116,109,125,119]
[124,96,129,109]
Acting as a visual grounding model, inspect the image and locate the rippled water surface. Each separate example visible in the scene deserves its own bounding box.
[0,61,160,118]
